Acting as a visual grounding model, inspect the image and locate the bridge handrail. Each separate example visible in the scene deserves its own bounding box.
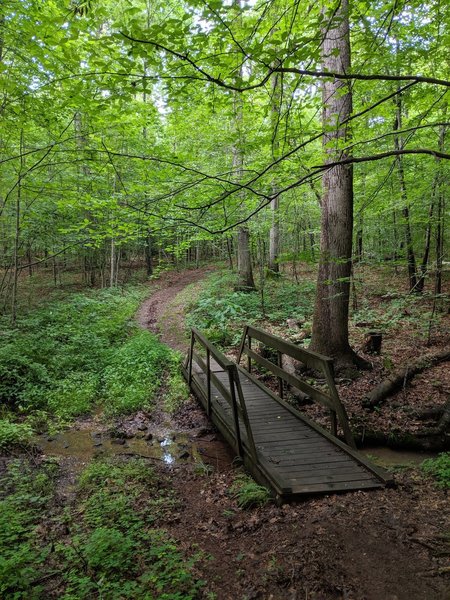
[237,325,355,448]
[187,328,257,462]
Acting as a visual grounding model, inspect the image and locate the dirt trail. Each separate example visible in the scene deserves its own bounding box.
[136,265,215,352]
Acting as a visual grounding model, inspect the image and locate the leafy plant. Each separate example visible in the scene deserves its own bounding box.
[421,453,450,489]
[0,419,33,450]
[0,459,58,597]
[229,473,270,509]
[187,272,315,349]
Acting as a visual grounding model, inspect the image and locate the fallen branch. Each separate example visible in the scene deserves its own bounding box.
[362,348,450,409]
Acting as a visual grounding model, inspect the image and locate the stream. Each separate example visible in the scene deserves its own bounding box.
[35,427,235,470]
[36,429,435,470]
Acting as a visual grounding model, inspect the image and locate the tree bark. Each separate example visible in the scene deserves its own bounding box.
[144,233,153,276]
[236,227,255,290]
[394,93,417,291]
[310,0,366,370]
[434,121,446,297]
[232,0,256,291]
[416,197,434,293]
[268,67,282,275]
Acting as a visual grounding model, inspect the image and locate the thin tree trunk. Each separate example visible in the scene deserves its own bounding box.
[145,233,153,276]
[268,66,282,275]
[236,227,255,290]
[226,237,234,270]
[416,197,434,293]
[110,237,115,288]
[435,122,446,297]
[394,93,417,291]
[11,129,24,325]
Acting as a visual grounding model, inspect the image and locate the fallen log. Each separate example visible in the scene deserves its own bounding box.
[362,348,450,410]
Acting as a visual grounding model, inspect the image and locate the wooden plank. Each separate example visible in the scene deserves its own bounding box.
[244,346,335,411]
[266,453,356,466]
[290,480,384,495]
[244,325,331,372]
[287,472,376,485]
[279,464,369,477]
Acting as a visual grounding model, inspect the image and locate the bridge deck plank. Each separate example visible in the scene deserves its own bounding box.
[186,359,388,499]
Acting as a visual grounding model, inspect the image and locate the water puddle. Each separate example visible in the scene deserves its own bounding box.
[362,446,436,467]
[35,429,234,470]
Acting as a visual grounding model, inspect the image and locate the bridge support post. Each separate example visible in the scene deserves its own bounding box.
[227,366,243,459]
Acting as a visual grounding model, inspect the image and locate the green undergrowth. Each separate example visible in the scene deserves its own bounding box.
[351,289,448,337]
[0,286,188,444]
[0,456,204,599]
[186,271,315,348]
[229,473,271,509]
[421,452,450,489]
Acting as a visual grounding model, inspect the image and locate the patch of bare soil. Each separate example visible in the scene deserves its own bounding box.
[161,463,449,600]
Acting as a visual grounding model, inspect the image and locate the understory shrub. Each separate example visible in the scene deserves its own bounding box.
[187,272,315,348]
[0,457,204,599]
[103,330,185,415]
[0,419,33,450]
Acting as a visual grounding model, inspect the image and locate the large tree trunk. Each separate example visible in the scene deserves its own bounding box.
[310,0,365,370]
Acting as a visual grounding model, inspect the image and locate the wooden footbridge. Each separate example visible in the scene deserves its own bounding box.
[182,325,391,501]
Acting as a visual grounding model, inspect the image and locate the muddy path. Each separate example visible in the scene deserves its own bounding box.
[136,265,215,352]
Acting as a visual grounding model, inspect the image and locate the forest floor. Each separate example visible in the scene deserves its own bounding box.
[130,266,449,600]
[2,265,449,599]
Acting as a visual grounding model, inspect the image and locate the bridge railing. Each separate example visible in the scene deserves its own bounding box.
[237,325,356,448]
[186,328,257,462]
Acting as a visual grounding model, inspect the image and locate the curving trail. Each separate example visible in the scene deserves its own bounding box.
[136,265,214,352]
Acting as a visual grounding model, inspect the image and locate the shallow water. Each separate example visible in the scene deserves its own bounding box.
[362,446,436,467]
[35,429,234,470]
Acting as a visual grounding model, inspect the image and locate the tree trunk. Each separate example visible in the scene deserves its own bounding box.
[268,67,282,275]
[435,121,446,297]
[232,0,255,291]
[416,197,434,293]
[236,227,256,290]
[394,93,417,291]
[268,197,280,274]
[363,348,450,410]
[145,232,153,276]
[11,129,24,325]
[310,1,365,370]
